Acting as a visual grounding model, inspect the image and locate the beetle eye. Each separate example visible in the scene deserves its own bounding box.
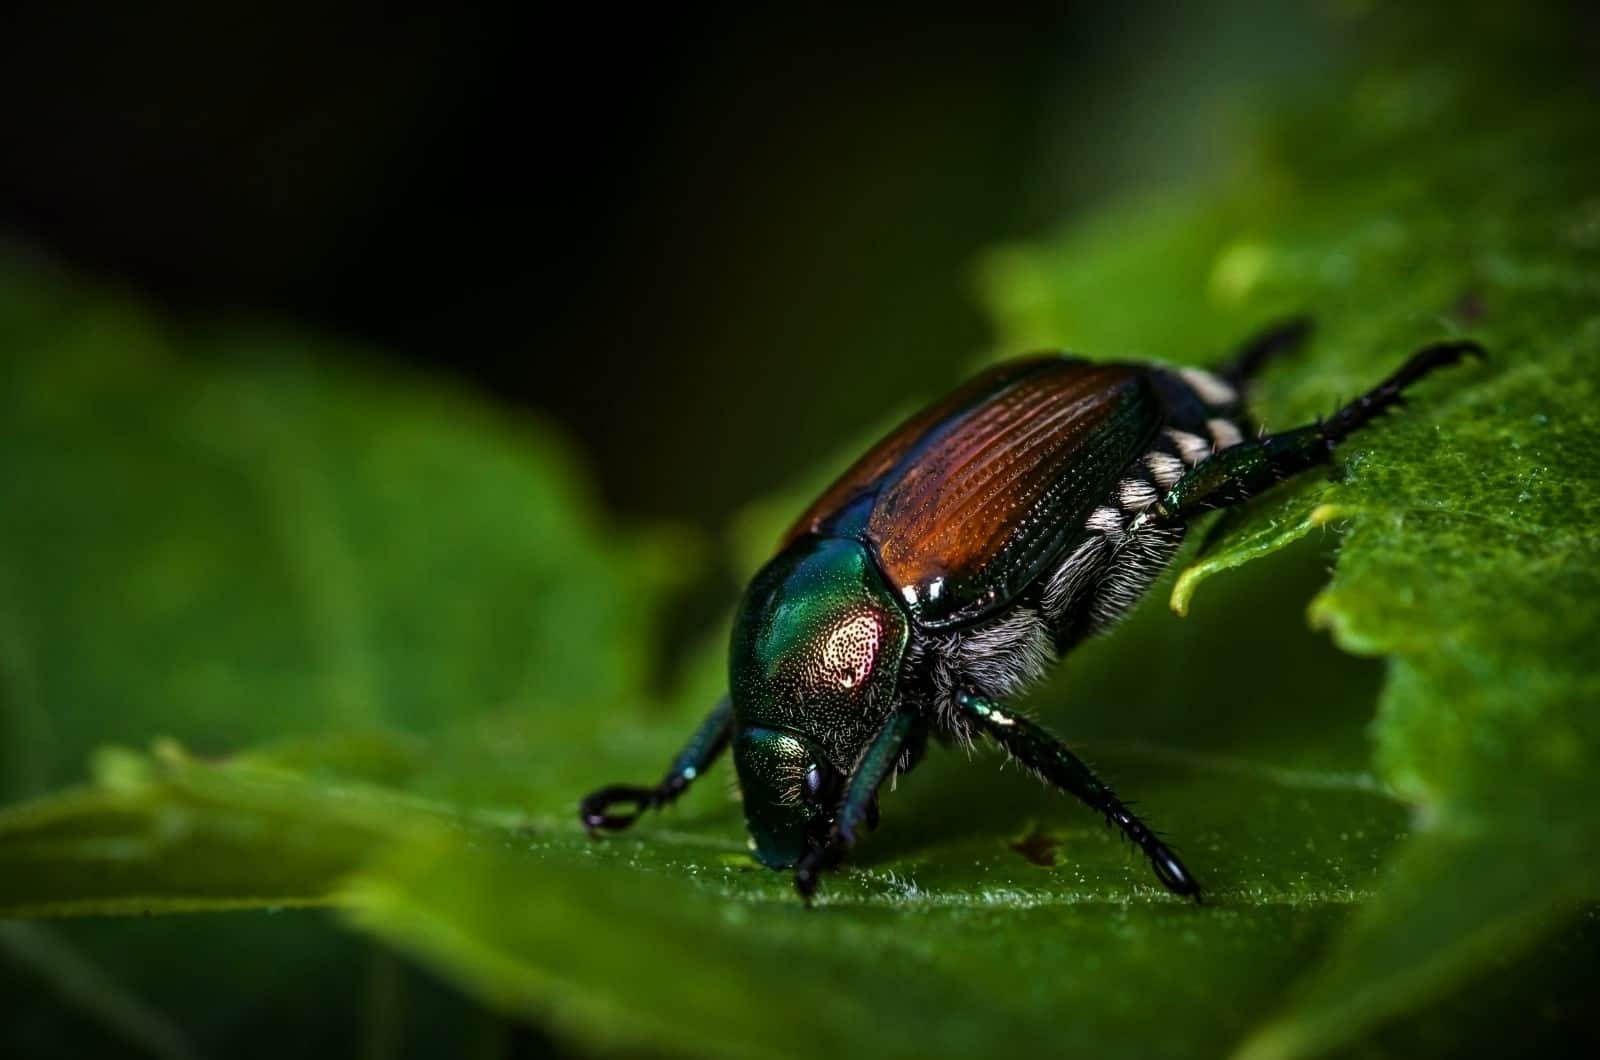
[799,762,843,809]
[802,764,826,803]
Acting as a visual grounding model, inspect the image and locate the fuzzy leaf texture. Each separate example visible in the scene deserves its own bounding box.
[2,6,1598,1060]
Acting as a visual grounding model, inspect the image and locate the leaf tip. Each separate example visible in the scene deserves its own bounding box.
[1307,503,1345,528]
[1170,566,1203,616]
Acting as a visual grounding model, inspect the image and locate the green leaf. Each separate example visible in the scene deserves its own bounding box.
[979,10,1600,1058]
[0,634,1407,1059]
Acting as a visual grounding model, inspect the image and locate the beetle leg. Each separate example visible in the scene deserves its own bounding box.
[1135,339,1484,529]
[579,696,733,834]
[1216,314,1314,387]
[794,708,919,902]
[955,689,1201,900]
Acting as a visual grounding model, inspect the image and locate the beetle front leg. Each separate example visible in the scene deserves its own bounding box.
[1136,338,1484,528]
[955,690,1200,900]
[579,696,733,833]
[794,708,919,902]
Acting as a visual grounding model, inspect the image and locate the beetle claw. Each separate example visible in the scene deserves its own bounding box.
[794,831,848,903]
[578,784,658,835]
[1148,840,1202,902]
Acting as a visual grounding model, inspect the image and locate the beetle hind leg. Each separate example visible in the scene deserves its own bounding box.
[1139,338,1483,527]
[1320,339,1484,445]
[579,696,733,834]
[1216,314,1314,387]
[1160,317,1312,448]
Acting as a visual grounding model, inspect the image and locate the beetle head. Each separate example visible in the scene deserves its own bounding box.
[729,536,908,867]
[731,725,840,866]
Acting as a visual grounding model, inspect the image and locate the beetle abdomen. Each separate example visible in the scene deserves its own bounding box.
[1038,365,1249,648]
[905,363,1251,714]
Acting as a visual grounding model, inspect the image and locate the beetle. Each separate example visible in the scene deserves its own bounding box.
[580,320,1481,901]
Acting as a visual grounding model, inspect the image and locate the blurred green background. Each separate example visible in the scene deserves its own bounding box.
[2,3,1597,1059]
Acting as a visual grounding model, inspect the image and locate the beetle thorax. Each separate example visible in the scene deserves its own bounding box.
[728,536,910,771]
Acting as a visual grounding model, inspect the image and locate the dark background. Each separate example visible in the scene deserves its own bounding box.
[0,2,1330,529]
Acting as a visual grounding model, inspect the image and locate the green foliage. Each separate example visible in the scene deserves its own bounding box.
[2,6,1597,1059]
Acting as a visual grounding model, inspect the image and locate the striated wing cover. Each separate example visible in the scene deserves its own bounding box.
[785,357,1162,629]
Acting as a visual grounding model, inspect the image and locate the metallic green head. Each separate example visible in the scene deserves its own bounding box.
[729,536,909,867]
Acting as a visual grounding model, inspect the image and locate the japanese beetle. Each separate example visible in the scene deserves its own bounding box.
[580,320,1481,901]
